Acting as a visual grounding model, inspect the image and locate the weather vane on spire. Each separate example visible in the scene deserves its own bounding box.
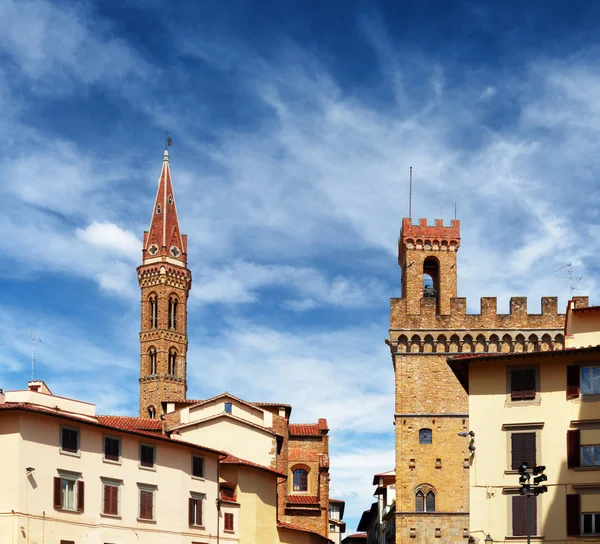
[165,131,172,149]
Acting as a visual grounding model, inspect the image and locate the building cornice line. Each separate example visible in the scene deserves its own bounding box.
[395,413,468,418]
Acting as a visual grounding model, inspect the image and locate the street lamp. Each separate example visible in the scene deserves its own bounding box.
[484,534,493,544]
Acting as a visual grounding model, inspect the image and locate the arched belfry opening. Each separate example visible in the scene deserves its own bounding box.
[423,256,440,312]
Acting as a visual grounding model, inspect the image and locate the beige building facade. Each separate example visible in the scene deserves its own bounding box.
[0,381,227,544]
[388,217,566,543]
[449,300,600,542]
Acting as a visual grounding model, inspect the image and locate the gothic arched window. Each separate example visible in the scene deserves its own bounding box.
[148,347,157,375]
[426,491,435,512]
[168,295,178,330]
[292,468,308,492]
[415,486,436,512]
[168,348,177,376]
[419,428,432,444]
[148,405,156,419]
[149,293,158,329]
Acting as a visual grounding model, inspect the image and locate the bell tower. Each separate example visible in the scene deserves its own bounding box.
[398,217,460,315]
[138,148,192,418]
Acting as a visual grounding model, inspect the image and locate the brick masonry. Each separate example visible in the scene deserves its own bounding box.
[389,218,569,544]
[138,262,192,418]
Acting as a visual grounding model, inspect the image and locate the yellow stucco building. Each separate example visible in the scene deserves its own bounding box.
[448,298,600,542]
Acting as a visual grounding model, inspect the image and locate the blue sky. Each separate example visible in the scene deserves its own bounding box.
[1,0,600,532]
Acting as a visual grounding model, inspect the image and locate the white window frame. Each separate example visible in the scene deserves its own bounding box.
[60,425,80,457]
[192,454,205,479]
[137,484,157,522]
[101,477,122,518]
[190,492,205,527]
[57,470,82,511]
[139,442,156,470]
[102,435,122,464]
[581,366,600,395]
[583,512,600,535]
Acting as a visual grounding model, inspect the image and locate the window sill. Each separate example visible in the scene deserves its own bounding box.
[505,536,544,540]
[574,466,600,471]
[137,517,156,523]
[139,464,157,472]
[59,449,81,458]
[55,508,82,514]
[103,458,122,465]
[505,399,541,408]
[579,394,600,402]
[100,513,121,519]
[190,524,206,529]
[224,530,235,534]
[192,475,205,481]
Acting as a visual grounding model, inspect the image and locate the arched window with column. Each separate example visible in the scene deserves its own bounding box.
[148,405,156,419]
[168,295,178,330]
[168,348,177,376]
[415,484,436,512]
[148,346,157,375]
[148,293,158,329]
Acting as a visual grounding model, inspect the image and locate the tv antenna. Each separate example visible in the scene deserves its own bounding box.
[555,263,586,298]
[30,329,43,381]
[408,166,413,219]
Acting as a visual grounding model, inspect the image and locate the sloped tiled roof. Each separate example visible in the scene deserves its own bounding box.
[289,418,328,436]
[96,415,162,431]
[277,520,334,543]
[287,494,319,504]
[220,454,286,478]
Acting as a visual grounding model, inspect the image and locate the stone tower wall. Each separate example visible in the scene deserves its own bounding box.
[390,217,573,544]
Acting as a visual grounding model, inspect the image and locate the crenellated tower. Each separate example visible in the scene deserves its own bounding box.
[138,148,192,418]
[389,217,566,544]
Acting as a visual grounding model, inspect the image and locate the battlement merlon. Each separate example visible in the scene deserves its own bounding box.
[398,218,460,266]
[389,295,582,330]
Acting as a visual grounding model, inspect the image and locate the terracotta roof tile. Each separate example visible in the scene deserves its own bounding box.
[220,454,286,478]
[277,520,334,543]
[96,415,162,431]
[287,494,319,504]
[289,423,327,436]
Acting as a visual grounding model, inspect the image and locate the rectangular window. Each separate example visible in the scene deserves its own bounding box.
[60,426,80,454]
[189,496,203,526]
[60,541,75,544]
[582,445,600,467]
[138,488,155,520]
[581,366,600,395]
[140,443,156,468]
[511,432,536,470]
[54,477,84,512]
[583,513,600,535]
[192,455,204,478]
[510,368,536,401]
[224,402,232,414]
[224,512,234,531]
[103,436,121,462]
[512,495,537,536]
[330,523,336,531]
[102,483,120,516]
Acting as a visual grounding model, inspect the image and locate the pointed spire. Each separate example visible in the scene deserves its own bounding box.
[142,148,187,266]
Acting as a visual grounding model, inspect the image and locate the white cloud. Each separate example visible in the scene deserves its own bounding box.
[76,222,140,260]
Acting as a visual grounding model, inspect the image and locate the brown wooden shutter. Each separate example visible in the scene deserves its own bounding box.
[523,368,536,400]
[53,477,62,509]
[197,498,202,526]
[512,496,537,536]
[511,434,525,469]
[567,429,581,468]
[148,490,153,519]
[189,498,195,525]
[567,366,580,398]
[511,369,524,400]
[77,480,84,512]
[103,485,110,514]
[566,494,581,536]
[524,432,536,467]
[225,512,234,531]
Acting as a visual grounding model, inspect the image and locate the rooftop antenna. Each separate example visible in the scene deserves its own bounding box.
[30,329,43,382]
[555,262,586,298]
[441,206,443,221]
[454,202,457,220]
[409,167,413,219]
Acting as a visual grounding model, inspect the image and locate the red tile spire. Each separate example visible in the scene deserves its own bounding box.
[142,148,187,265]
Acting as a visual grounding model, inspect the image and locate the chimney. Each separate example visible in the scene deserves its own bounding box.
[160,414,167,435]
